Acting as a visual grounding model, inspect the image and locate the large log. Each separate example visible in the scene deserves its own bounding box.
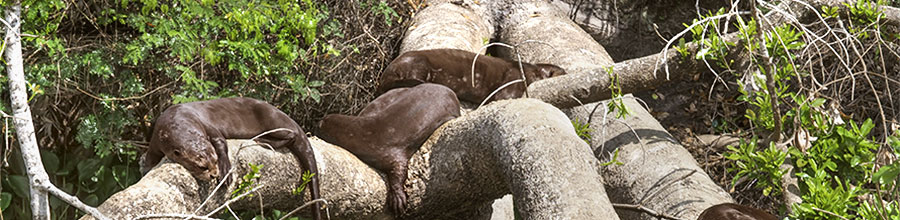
[494,1,734,219]
[81,98,613,220]
[399,0,494,53]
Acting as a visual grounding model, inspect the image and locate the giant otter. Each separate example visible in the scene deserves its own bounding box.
[697,203,777,220]
[317,83,461,217]
[376,48,566,104]
[141,97,322,220]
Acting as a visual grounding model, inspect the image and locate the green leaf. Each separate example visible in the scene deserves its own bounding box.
[0,192,11,210]
[308,80,325,87]
[77,158,101,183]
[84,194,99,207]
[309,89,321,103]
[874,164,900,185]
[859,118,874,136]
[7,175,29,199]
[695,47,711,59]
[40,149,60,175]
[810,98,826,108]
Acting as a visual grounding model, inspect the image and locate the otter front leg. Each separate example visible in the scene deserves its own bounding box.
[209,137,232,185]
[139,144,165,175]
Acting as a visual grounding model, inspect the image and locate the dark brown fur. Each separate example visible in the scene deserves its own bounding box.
[698,203,777,220]
[140,97,322,220]
[376,48,566,103]
[317,83,461,217]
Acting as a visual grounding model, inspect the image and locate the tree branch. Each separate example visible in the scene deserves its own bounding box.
[5,2,110,220]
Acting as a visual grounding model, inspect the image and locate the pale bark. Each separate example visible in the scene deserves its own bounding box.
[82,99,614,220]
[4,2,109,220]
[3,4,50,219]
[399,0,494,53]
[494,1,734,219]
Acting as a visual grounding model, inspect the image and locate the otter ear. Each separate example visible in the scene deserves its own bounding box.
[544,65,566,77]
[537,64,556,78]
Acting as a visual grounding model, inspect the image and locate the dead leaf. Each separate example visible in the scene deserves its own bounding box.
[794,128,816,153]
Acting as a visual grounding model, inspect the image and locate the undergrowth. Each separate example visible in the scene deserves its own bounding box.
[0,0,406,219]
[679,0,900,219]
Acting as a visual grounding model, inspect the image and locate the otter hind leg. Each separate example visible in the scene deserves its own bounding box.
[254,129,295,149]
[383,152,412,218]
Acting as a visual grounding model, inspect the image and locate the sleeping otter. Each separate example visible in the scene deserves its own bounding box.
[377,48,566,104]
[318,83,461,217]
[141,97,322,220]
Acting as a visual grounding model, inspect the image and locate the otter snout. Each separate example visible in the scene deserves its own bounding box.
[190,156,219,181]
[205,164,219,181]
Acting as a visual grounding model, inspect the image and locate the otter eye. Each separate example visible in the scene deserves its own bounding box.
[173,150,182,157]
[198,165,208,171]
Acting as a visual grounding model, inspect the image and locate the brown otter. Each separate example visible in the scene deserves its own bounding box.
[317,83,461,217]
[698,203,777,220]
[140,97,322,220]
[376,48,566,104]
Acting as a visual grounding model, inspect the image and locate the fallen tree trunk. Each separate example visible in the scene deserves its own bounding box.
[399,0,494,53]
[494,1,734,219]
[568,100,735,220]
[81,99,614,220]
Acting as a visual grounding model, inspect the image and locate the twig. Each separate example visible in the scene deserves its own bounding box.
[478,79,524,109]
[43,183,112,220]
[250,128,293,141]
[278,199,330,220]
[0,17,13,32]
[656,11,750,80]
[132,214,219,220]
[611,203,686,220]
[75,82,174,102]
[473,42,517,87]
[811,207,850,220]
[203,184,265,217]
[189,165,235,219]
[225,205,239,220]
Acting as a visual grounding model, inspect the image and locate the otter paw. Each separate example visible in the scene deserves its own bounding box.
[387,189,408,217]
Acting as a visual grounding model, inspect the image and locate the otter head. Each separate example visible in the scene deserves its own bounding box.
[533,64,567,79]
[158,123,219,181]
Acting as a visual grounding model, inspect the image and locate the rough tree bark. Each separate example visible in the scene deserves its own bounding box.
[82,99,614,220]
[3,3,51,219]
[399,0,493,53]
[494,1,734,219]
[4,2,109,220]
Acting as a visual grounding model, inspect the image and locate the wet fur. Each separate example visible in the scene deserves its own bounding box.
[698,203,777,220]
[376,48,566,103]
[318,83,461,217]
[141,97,322,220]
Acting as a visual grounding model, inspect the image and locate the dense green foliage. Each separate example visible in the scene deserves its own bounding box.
[1,0,358,218]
